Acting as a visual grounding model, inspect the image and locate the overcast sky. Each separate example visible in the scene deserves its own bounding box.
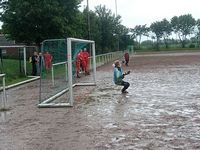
[80,0,200,28]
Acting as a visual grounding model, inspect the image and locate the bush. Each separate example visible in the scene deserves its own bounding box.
[189,43,195,48]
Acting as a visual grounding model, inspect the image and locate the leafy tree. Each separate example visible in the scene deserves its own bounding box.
[160,19,172,48]
[150,21,163,50]
[95,5,122,53]
[117,24,130,50]
[131,24,149,49]
[81,8,102,52]
[72,4,131,54]
[0,0,82,47]
[196,19,200,47]
[171,14,196,48]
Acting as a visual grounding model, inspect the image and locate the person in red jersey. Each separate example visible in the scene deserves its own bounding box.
[76,50,83,78]
[124,52,129,66]
[44,51,53,73]
[82,48,90,75]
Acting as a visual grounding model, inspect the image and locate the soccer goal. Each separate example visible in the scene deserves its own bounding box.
[38,38,96,107]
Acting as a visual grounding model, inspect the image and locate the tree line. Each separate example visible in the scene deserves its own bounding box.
[0,0,132,54]
[131,14,200,50]
[0,0,199,53]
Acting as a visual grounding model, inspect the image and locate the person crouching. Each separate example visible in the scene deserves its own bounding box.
[113,60,130,93]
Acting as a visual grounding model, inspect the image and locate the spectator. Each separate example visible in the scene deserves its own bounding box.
[37,52,45,75]
[31,51,38,76]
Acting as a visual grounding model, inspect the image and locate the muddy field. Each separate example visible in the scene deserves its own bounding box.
[1,52,200,150]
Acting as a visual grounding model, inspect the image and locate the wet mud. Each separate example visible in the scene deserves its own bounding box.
[1,52,200,149]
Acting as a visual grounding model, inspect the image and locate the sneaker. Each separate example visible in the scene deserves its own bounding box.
[122,90,128,94]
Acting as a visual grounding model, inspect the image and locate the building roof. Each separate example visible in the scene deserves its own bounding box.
[0,34,15,46]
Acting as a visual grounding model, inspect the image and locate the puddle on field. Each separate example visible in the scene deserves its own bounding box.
[104,123,118,129]
[111,134,126,143]
[84,65,200,146]
[0,110,11,123]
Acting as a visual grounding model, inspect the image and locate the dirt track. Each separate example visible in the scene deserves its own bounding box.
[1,52,200,150]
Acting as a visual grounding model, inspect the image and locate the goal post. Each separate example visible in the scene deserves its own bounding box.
[38,38,96,108]
[67,38,97,106]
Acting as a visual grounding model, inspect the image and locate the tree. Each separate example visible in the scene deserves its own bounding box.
[80,5,131,54]
[160,19,172,48]
[171,14,196,48]
[81,8,101,52]
[117,24,130,50]
[95,5,122,53]
[0,0,82,47]
[150,21,163,50]
[195,19,200,47]
[131,24,149,49]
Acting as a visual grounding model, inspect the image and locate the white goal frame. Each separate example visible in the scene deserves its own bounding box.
[38,38,97,108]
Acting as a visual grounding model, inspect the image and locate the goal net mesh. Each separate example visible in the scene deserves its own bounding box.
[39,39,94,105]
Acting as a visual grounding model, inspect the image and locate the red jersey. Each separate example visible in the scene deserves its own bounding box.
[124,53,129,60]
[44,53,52,63]
[76,52,83,62]
[82,51,89,61]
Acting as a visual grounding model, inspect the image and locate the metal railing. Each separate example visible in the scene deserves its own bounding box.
[92,51,124,68]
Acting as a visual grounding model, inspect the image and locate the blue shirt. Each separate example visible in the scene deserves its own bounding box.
[113,67,123,85]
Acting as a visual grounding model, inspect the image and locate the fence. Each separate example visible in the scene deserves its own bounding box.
[95,51,124,67]
[92,49,134,68]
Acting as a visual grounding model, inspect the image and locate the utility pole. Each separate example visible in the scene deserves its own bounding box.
[115,0,118,16]
[115,0,119,50]
[87,0,91,40]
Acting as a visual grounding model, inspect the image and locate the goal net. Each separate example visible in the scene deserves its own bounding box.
[38,38,96,107]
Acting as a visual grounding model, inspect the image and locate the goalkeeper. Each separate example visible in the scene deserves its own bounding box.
[113,60,130,93]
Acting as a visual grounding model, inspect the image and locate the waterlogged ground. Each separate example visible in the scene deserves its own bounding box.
[1,52,200,149]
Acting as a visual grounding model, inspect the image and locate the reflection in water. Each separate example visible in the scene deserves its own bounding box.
[0,111,10,123]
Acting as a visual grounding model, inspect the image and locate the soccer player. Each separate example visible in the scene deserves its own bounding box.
[76,50,83,78]
[82,48,90,75]
[113,60,130,93]
[124,52,129,66]
[44,51,53,73]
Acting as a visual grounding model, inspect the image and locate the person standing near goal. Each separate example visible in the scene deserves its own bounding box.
[76,50,83,78]
[31,51,39,76]
[113,60,130,93]
[83,48,90,75]
[37,52,45,75]
[44,51,53,73]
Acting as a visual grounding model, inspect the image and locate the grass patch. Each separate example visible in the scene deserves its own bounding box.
[0,59,32,86]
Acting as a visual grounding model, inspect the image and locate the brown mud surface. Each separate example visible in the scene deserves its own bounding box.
[1,52,200,150]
